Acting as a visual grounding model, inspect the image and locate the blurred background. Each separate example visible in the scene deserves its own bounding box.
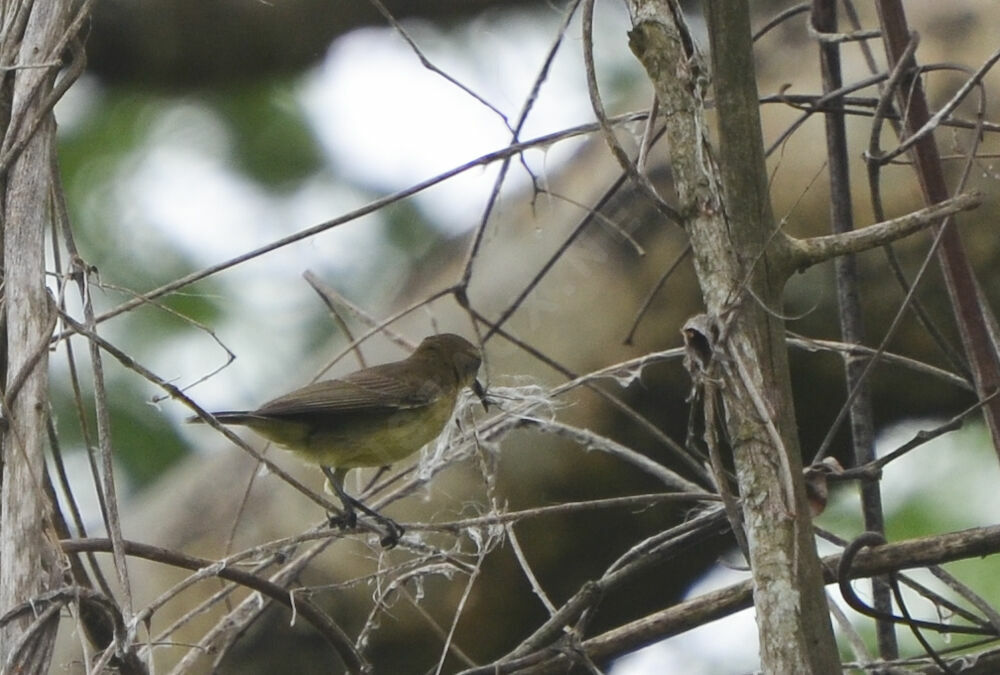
[49,0,1000,672]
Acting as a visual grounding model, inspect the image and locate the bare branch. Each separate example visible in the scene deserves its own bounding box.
[60,537,368,674]
[522,524,1000,672]
[783,191,982,274]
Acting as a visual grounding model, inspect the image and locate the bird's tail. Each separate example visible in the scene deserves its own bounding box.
[185,411,257,425]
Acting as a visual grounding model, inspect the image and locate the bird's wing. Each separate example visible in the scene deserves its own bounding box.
[255,364,441,417]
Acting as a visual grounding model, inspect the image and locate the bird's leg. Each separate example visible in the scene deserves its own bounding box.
[322,466,357,528]
[361,465,391,494]
[473,379,490,411]
[322,466,403,547]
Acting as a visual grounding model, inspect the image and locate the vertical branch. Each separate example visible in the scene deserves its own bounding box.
[625,0,840,671]
[701,0,840,668]
[811,0,897,659]
[874,0,1000,459]
[0,0,73,668]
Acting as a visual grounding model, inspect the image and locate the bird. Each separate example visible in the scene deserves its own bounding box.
[189,333,484,544]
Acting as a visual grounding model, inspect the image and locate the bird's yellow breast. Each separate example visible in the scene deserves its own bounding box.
[243,391,460,469]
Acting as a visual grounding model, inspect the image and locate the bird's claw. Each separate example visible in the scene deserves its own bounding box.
[327,508,403,548]
[327,509,357,530]
[376,519,404,548]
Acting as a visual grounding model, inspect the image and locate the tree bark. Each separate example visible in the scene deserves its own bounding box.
[625,0,841,671]
[0,1,73,670]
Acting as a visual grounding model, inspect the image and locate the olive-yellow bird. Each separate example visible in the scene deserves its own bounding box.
[190,333,483,542]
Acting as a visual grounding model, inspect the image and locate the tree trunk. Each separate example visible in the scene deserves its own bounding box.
[0,2,73,670]
[626,0,841,671]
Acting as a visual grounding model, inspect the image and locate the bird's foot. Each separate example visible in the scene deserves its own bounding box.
[371,515,404,548]
[327,508,358,530]
[327,501,403,548]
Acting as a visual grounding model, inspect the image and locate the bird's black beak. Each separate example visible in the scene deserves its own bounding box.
[473,379,489,411]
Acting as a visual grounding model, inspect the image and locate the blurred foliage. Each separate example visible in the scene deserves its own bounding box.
[383,199,441,258]
[51,376,188,490]
[52,54,458,487]
[53,79,329,482]
[59,90,204,286]
[107,385,189,486]
[204,81,325,188]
